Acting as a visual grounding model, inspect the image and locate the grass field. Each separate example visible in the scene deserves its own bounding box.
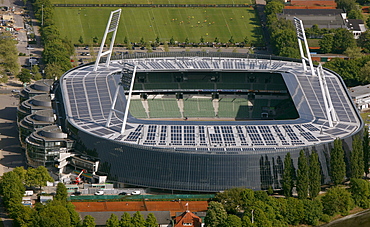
[52,0,253,5]
[54,7,262,45]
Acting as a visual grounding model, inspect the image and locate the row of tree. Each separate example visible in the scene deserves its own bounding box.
[205,174,370,226]
[323,54,370,86]
[30,0,74,79]
[103,212,158,227]
[0,32,20,83]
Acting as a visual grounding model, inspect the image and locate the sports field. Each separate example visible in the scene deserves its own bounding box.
[54,7,262,45]
[52,0,252,5]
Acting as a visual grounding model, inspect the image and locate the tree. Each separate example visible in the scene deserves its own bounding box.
[215,188,248,214]
[283,197,304,225]
[0,32,20,77]
[131,211,146,227]
[44,62,65,79]
[344,47,363,59]
[79,35,84,44]
[223,214,242,227]
[229,36,234,44]
[66,202,81,227]
[348,9,363,20]
[36,204,71,227]
[106,213,120,227]
[322,186,354,216]
[364,127,370,176]
[11,203,34,227]
[55,182,68,202]
[332,28,356,54]
[92,36,99,44]
[146,213,158,227]
[17,68,33,84]
[43,38,72,71]
[330,138,346,185]
[155,36,160,44]
[243,36,249,45]
[319,34,333,53]
[309,150,321,199]
[82,215,96,227]
[337,0,357,11]
[31,65,43,81]
[184,37,189,44]
[12,166,27,183]
[169,36,175,45]
[200,36,204,43]
[25,166,54,189]
[349,178,370,208]
[205,201,227,227]
[283,152,295,197]
[360,61,370,83]
[297,150,309,199]
[120,212,134,227]
[264,1,284,15]
[0,171,25,207]
[351,135,364,179]
[302,199,323,226]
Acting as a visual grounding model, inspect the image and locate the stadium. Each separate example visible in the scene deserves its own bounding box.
[49,12,363,192]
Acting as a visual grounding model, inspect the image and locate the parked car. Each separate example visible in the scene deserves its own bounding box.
[131,190,141,195]
[118,192,127,195]
[94,190,104,195]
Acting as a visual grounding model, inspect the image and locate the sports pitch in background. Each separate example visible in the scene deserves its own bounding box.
[54,5,262,45]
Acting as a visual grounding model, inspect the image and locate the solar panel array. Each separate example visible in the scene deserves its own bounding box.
[61,58,362,152]
[131,58,288,71]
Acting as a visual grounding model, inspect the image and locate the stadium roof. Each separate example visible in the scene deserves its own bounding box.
[60,54,361,153]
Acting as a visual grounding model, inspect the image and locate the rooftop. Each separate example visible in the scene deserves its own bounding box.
[60,55,361,152]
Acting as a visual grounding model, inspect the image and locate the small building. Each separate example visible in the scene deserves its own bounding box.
[349,84,370,110]
[278,9,367,39]
[345,19,367,39]
[22,197,32,207]
[174,210,203,227]
[39,195,53,204]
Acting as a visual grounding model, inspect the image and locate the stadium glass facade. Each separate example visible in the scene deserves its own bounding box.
[57,52,363,192]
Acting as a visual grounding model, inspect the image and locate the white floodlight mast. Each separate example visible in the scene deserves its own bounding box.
[93,9,122,71]
[317,64,337,127]
[121,66,137,134]
[294,17,315,76]
[105,64,137,135]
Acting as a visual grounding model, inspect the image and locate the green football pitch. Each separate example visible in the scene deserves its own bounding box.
[54,7,262,45]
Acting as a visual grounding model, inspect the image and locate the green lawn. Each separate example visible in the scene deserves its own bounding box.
[52,0,253,5]
[54,7,262,45]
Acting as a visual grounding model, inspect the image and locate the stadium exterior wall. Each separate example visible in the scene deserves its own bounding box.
[65,120,361,192]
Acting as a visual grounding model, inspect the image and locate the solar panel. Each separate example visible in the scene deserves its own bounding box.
[170,126,182,146]
[246,126,264,145]
[221,126,236,146]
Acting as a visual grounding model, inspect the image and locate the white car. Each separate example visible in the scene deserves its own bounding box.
[94,190,104,195]
[131,190,141,195]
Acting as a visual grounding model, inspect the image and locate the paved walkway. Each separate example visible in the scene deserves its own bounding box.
[0,94,24,227]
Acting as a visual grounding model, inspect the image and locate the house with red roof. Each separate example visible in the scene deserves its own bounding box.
[174,210,203,227]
